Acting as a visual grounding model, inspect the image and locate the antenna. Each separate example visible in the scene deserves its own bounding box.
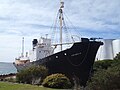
[45,34,48,39]
[21,37,24,57]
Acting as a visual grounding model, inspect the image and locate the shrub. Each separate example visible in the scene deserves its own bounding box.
[5,78,16,83]
[42,73,72,89]
[93,60,113,71]
[87,63,120,90]
[16,65,48,84]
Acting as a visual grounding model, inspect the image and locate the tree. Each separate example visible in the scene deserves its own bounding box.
[86,62,120,90]
[93,60,113,71]
[16,65,48,85]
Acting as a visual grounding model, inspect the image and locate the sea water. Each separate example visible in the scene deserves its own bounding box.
[0,62,17,75]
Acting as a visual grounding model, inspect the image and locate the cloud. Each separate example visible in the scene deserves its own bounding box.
[0,34,35,62]
[0,0,120,35]
[64,0,120,32]
[0,0,120,62]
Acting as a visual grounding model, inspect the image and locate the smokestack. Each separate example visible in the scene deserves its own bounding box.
[32,39,38,49]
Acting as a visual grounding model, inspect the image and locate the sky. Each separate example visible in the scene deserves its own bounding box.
[0,0,120,62]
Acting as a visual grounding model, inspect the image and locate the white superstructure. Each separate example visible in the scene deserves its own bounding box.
[96,39,120,60]
[29,37,54,61]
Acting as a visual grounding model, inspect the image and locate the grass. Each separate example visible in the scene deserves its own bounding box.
[0,82,55,90]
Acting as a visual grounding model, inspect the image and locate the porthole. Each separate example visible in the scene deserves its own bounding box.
[56,56,58,58]
[64,53,67,55]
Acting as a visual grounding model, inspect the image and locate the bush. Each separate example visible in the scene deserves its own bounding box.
[93,60,113,71]
[42,73,72,89]
[87,63,120,90]
[16,65,48,84]
[86,54,120,90]
[5,78,16,83]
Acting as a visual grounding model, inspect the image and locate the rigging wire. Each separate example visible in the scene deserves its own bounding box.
[64,12,82,38]
[50,10,59,44]
[63,18,71,48]
[50,0,82,47]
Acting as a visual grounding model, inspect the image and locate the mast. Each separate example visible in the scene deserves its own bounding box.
[59,0,64,51]
[21,37,24,57]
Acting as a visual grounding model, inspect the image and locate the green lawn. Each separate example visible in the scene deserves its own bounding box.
[0,82,55,90]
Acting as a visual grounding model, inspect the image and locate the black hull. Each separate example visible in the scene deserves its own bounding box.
[14,41,103,86]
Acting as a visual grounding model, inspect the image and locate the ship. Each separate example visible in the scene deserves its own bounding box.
[13,1,103,87]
